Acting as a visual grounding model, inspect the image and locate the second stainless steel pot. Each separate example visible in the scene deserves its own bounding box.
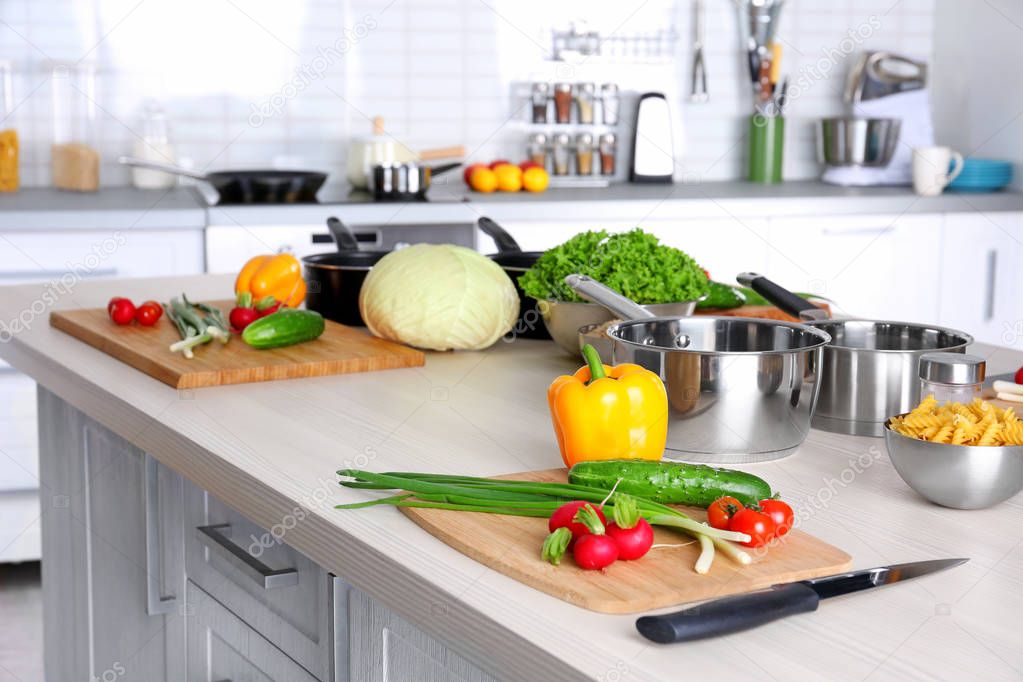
[568,275,832,463]
[738,272,974,436]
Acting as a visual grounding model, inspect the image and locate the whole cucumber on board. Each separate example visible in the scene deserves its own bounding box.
[241,309,325,349]
[568,459,772,507]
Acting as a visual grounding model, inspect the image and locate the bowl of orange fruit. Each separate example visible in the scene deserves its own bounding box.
[464,160,549,194]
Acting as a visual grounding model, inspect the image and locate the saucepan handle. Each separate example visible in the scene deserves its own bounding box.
[736,272,829,321]
[565,274,655,320]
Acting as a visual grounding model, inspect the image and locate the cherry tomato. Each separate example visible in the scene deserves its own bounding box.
[108,298,136,325]
[706,496,743,531]
[729,508,776,548]
[134,301,163,326]
[759,499,794,538]
[1015,366,1023,384]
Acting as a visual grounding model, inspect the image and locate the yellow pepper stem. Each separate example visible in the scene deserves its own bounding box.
[581,344,606,383]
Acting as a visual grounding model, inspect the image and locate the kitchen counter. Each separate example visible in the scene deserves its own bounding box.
[2,274,1022,680]
[0,187,207,231]
[5,182,1023,231]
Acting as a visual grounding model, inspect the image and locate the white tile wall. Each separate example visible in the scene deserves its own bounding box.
[0,0,934,187]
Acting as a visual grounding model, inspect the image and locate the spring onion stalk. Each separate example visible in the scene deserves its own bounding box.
[166,295,231,357]
[336,469,752,571]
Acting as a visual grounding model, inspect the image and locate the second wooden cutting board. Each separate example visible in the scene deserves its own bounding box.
[401,469,852,614]
[50,302,424,389]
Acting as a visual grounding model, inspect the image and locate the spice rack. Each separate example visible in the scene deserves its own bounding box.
[521,80,622,188]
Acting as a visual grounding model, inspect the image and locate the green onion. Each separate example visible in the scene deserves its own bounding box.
[335,469,753,573]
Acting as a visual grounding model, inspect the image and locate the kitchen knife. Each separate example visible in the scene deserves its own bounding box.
[636,557,967,644]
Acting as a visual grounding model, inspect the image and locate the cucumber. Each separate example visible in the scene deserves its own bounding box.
[568,459,772,507]
[696,281,746,310]
[241,309,325,349]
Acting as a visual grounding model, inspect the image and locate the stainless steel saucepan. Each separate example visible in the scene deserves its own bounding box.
[737,273,973,437]
[567,274,832,463]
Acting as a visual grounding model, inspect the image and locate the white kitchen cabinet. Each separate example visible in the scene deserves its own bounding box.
[764,213,944,323]
[348,589,496,682]
[0,228,204,563]
[38,387,186,682]
[939,212,1023,349]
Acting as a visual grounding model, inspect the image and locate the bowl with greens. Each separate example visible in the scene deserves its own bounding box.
[518,229,711,354]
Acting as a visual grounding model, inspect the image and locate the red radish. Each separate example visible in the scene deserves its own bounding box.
[229,306,258,331]
[548,501,606,543]
[1015,366,1023,384]
[108,298,136,325]
[604,493,653,560]
[254,295,282,318]
[573,534,619,570]
[570,504,618,570]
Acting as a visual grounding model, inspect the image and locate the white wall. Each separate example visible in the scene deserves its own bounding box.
[933,0,1023,188]
[0,0,935,187]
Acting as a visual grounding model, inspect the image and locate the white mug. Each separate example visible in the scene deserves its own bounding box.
[913,146,965,196]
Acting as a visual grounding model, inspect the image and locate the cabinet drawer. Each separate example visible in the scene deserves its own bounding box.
[186,581,320,682]
[184,482,334,679]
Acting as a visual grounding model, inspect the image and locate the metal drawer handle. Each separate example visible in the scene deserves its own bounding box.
[195,524,299,590]
[144,454,177,615]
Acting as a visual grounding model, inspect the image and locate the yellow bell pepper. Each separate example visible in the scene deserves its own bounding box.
[547,345,668,467]
[234,253,305,307]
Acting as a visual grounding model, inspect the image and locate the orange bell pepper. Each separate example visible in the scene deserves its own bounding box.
[547,345,668,467]
[234,253,305,307]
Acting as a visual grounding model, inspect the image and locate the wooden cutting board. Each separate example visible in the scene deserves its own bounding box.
[50,303,424,389]
[402,468,852,614]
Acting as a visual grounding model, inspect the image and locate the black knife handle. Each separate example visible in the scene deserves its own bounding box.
[635,583,820,644]
[736,272,824,318]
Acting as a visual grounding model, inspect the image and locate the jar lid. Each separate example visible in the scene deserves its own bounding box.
[575,132,594,144]
[918,353,986,384]
[600,132,617,144]
[528,132,548,144]
[554,83,572,92]
[577,82,595,94]
[601,83,619,94]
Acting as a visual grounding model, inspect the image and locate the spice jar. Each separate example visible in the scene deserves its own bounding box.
[0,61,17,193]
[553,83,573,124]
[576,82,596,124]
[531,82,550,124]
[599,133,617,175]
[918,353,986,404]
[527,132,548,169]
[551,133,571,176]
[601,83,620,125]
[51,63,100,192]
[575,133,594,175]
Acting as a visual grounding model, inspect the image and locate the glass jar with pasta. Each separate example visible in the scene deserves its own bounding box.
[51,62,100,192]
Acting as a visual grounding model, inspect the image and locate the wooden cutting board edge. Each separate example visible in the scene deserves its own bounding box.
[401,469,853,614]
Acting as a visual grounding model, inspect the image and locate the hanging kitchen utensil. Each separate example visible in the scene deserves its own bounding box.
[737,272,973,437]
[477,217,550,340]
[118,156,326,205]
[690,0,708,102]
[567,274,830,463]
[303,217,393,326]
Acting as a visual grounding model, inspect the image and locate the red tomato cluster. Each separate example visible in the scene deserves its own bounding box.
[707,496,793,548]
[108,298,162,327]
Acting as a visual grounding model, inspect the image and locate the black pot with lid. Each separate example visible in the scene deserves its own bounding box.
[302,217,391,326]
[478,217,550,340]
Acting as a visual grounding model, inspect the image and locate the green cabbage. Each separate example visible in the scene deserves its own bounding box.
[518,229,710,304]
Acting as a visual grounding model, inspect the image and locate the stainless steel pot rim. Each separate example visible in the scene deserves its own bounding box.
[606,315,833,356]
[544,297,707,307]
[810,318,974,353]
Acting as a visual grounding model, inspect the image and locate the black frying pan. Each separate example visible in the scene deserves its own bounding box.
[477,216,551,340]
[302,217,392,326]
[118,156,326,204]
